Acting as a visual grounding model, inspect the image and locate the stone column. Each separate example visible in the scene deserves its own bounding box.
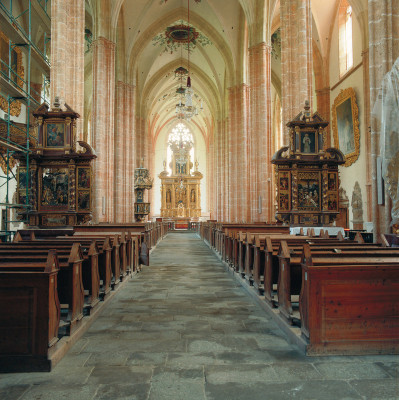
[248,43,273,222]
[223,118,230,221]
[280,0,313,141]
[128,85,136,221]
[51,0,85,138]
[228,87,237,222]
[237,84,249,223]
[91,37,116,223]
[369,0,399,236]
[216,120,223,220]
[114,81,135,222]
[115,82,125,223]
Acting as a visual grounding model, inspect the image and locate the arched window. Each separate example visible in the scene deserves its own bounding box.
[339,0,353,76]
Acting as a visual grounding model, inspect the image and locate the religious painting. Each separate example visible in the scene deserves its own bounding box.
[279,193,289,211]
[328,172,337,191]
[166,189,171,203]
[77,167,90,189]
[17,167,33,205]
[41,214,67,226]
[190,189,196,203]
[45,123,65,147]
[297,174,320,211]
[279,176,289,190]
[300,131,316,153]
[327,193,338,211]
[332,87,360,167]
[176,162,186,174]
[77,192,90,211]
[41,168,69,207]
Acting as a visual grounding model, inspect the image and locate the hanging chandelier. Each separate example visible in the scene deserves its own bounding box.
[168,123,194,166]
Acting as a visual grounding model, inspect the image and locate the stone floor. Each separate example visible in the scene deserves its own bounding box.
[1,232,399,400]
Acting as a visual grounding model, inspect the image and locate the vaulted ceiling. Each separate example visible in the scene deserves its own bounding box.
[85,0,367,150]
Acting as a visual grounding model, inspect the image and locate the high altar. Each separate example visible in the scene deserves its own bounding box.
[159,137,202,219]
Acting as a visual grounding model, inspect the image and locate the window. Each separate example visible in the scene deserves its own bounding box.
[338,1,353,76]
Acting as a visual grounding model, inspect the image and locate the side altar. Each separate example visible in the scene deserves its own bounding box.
[272,101,345,225]
[15,98,96,227]
[159,132,202,219]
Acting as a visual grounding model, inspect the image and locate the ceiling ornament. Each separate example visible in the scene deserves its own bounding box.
[152,21,211,55]
[174,66,188,79]
[168,123,194,166]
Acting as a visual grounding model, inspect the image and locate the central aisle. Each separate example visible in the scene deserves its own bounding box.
[2,232,396,400]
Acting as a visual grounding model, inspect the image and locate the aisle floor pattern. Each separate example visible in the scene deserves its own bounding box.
[1,232,398,399]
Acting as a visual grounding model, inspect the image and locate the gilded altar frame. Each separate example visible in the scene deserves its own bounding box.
[331,87,360,167]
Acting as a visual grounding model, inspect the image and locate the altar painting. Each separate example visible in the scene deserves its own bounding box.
[46,123,65,147]
[298,176,320,211]
[41,168,69,206]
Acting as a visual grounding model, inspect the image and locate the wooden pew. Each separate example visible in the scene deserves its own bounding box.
[262,233,377,306]
[299,244,399,355]
[0,250,60,372]
[277,240,399,325]
[16,233,113,299]
[0,244,84,335]
[9,237,101,311]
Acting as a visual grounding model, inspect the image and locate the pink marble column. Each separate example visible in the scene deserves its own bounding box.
[91,37,116,223]
[249,43,274,222]
[369,0,399,235]
[280,0,313,142]
[51,0,85,139]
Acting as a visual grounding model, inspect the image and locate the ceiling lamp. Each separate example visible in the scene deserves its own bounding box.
[175,66,189,79]
[168,123,194,166]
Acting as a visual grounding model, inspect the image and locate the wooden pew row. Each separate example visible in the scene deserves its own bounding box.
[73,231,146,269]
[0,250,60,372]
[276,239,399,326]
[73,233,125,284]
[241,231,364,293]
[15,233,114,300]
[73,231,144,273]
[257,233,381,301]
[0,244,84,335]
[299,244,399,355]
[8,238,102,309]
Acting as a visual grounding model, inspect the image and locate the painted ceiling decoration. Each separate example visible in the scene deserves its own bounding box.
[152,21,212,55]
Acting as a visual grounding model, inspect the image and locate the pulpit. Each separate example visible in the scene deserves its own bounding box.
[272,102,345,225]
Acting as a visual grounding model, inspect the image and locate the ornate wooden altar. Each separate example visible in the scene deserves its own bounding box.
[159,155,202,219]
[16,99,96,227]
[272,102,345,225]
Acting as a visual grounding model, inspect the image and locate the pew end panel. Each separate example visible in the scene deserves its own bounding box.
[300,248,399,355]
[0,251,61,372]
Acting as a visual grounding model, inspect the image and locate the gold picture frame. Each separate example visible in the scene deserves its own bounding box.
[331,87,360,167]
